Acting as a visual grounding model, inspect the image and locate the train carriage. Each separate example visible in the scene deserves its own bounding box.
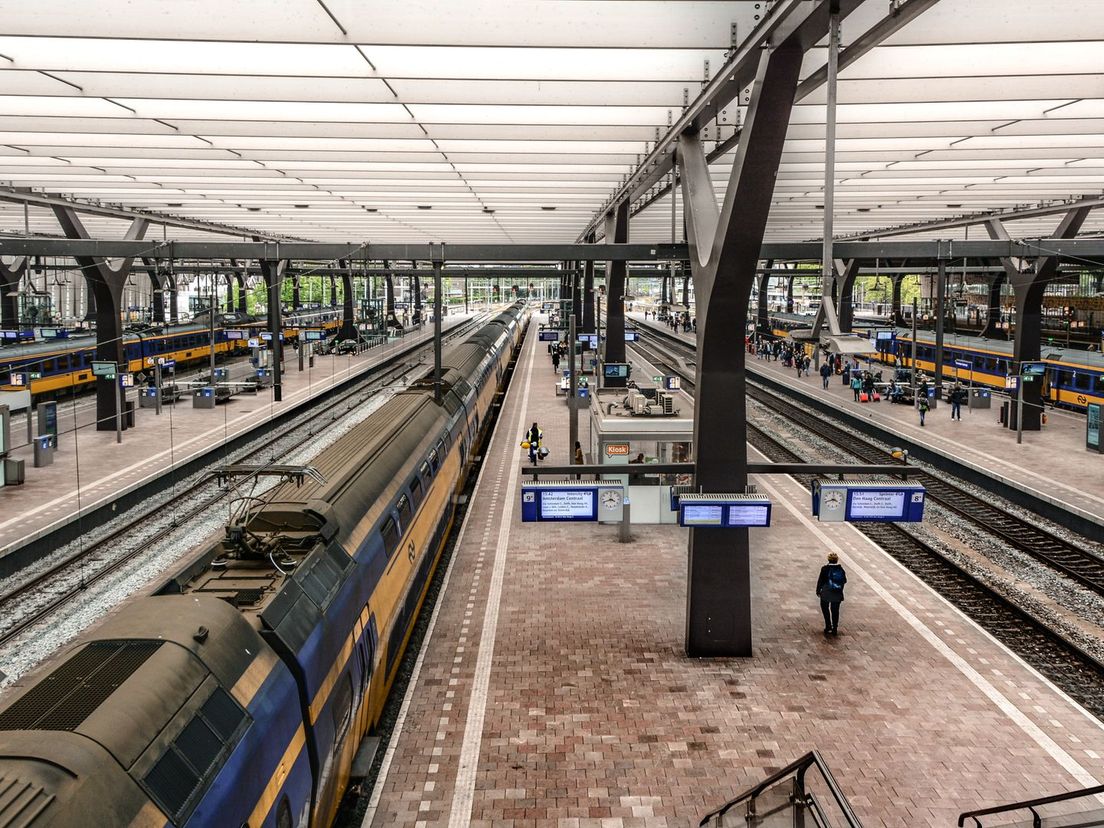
[0,303,525,827]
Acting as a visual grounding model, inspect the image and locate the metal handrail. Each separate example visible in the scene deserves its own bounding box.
[958,784,1104,827]
[699,750,862,827]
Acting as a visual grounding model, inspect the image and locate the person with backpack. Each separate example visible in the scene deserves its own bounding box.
[918,394,930,427]
[816,552,847,635]
[819,360,832,389]
[524,422,543,465]
[551,347,560,374]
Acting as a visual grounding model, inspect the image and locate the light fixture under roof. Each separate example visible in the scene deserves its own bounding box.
[946,203,962,208]
[166,202,183,207]
[247,207,260,212]
[541,206,557,211]
[483,207,495,214]
[857,207,870,212]
[365,207,378,212]
[417,205,432,210]
[294,204,309,208]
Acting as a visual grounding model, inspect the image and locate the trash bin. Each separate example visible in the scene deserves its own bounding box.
[125,400,136,428]
[32,435,54,468]
[968,388,992,409]
[3,457,25,485]
[1000,400,1008,426]
[139,387,160,409]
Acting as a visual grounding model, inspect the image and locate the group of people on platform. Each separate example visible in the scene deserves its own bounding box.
[641,308,695,333]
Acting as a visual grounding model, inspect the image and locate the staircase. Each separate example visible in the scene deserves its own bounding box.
[700,751,863,828]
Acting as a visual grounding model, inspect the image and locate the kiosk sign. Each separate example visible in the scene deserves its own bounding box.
[1088,402,1102,452]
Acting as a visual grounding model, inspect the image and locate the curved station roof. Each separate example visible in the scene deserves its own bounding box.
[0,0,1101,246]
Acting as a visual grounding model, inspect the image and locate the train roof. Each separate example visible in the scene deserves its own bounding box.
[899,328,1104,369]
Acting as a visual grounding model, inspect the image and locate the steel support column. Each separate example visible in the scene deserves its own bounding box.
[602,200,629,384]
[835,259,861,331]
[979,273,1007,338]
[384,271,396,327]
[224,273,235,312]
[260,259,287,403]
[755,265,772,333]
[570,263,582,327]
[413,269,423,322]
[0,257,27,329]
[891,273,905,325]
[682,271,690,309]
[329,274,338,308]
[934,254,947,400]
[987,207,1091,430]
[338,259,356,340]
[291,276,301,312]
[582,237,596,333]
[53,206,148,429]
[677,33,805,658]
[234,272,246,315]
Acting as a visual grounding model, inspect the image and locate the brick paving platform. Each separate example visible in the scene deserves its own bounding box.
[0,316,472,561]
[629,313,1104,529]
[363,315,1104,828]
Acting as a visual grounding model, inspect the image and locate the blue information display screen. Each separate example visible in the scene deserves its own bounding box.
[681,504,724,526]
[1088,402,1101,449]
[725,504,771,527]
[604,363,629,379]
[538,489,596,521]
[538,330,559,341]
[625,331,639,342]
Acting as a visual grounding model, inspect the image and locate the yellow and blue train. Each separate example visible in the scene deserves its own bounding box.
[0,309,343,398]
[0,302,526,827]
[765,311,1104,411]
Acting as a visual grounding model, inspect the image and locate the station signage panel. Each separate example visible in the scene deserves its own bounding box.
[1087,403,1102,453]
[260,332,273,341]
[538,330,559,342]
[664,375,681,391]
[624,331,639,342]
[302,329,325,341]
[603,362,630,380]
[39,328,69,339]
[91,361,118,378]
[675,494,772,528]
[954,359,971,369]
[520,483,624,522]
[812,481,925,523]
[225,329,247,340]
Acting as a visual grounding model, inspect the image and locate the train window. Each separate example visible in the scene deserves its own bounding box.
[332,673,353,745]
[408,478,424,510]
[1075,373,1091,391]
[144,746,198,819]
[380,516,400,558]
[396,494,412,526]
[40,358,55,373]
[143,687,249,824]
[428,448,439,474]
[419,461,431,481]
[1058,370,1075,387]
[201,687,246,740]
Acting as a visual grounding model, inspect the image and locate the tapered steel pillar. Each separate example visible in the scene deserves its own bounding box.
[677,32,806,658]
[338,259,356,339]
[570,263,582,325]
[682,272,690,309]
[836,259,860,331]
[891,273,905,325]
[384,270,396,325]
[602,200,629,385]
[987,207,1092,430]
[224,274,236,312]
[235,272,247,314]
[582,240,596,332]
[291,276,301,312]
[260,259,287,403]
[53,206,148,429]
[785,273,796,313]
[979,273,1006,338]
[329,274,338,308]
[0,257,27,329]
[755,261,774,333]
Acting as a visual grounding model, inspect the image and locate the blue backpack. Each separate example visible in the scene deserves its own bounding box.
[827,568,845,592]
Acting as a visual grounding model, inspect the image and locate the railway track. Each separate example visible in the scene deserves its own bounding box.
[632,325,1104,597]
[0,318,486,649]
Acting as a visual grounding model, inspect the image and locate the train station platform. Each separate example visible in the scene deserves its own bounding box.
[363,315,1104,827]
[0,316,474,567]
[627,313,1104,532]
